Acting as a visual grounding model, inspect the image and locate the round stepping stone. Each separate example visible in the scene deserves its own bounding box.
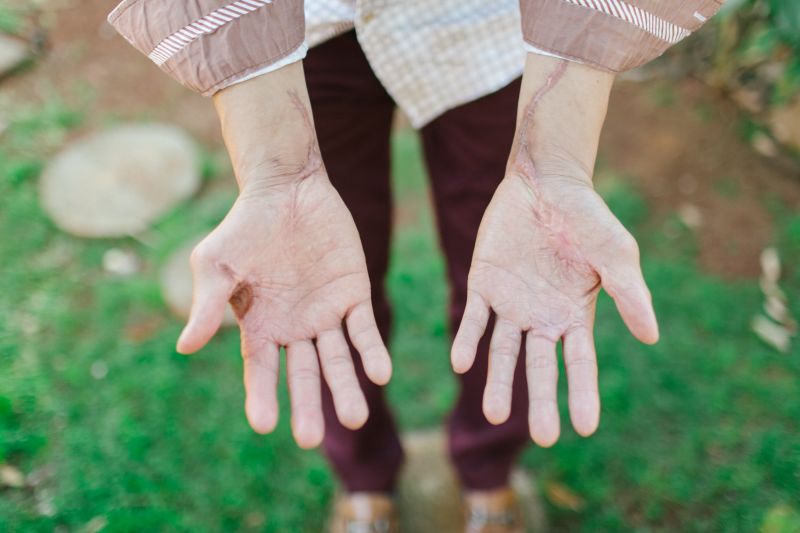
[160,236,237,327]
[397,430,547,532]
[40,123,199,237]
[0,34,28,78]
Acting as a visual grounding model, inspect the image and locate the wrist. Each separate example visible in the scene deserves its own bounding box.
[509,54,614,185]
[213,62,323,192]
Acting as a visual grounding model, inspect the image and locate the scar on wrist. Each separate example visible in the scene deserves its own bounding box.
[512,60,568,182]
[273,89,323,181]
[510,61,576,246]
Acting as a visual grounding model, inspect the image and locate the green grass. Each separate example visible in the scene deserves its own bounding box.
[1,104,799,532]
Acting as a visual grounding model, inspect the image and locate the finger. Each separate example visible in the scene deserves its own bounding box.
[287,340,324,449]
[241,334,280,434]
[526,333,560,447]
[598,236,659,345]
[451,290,490,374]
[176,247,236,354]
[483,317,522,425]
[563,326,600,437]
[317,328,369,430]
[346,300,392,386]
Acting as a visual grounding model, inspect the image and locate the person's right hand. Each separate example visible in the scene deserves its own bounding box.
[176,63,391,449]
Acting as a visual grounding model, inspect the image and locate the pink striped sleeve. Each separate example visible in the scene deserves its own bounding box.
[519,0,723,72]
[108,0,305,96]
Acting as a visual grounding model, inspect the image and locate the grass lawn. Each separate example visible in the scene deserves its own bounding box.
[1,101,800,532]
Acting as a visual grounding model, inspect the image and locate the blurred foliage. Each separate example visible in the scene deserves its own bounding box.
[2,100,800,531]
[707,0,800,107]
[2,8,800,528]
[0,3,22,34]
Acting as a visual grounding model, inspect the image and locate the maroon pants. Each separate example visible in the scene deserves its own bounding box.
[305,32,529,493]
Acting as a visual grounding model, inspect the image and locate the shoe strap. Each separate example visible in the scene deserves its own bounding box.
[466,508,518,529]
[345,517,391,533]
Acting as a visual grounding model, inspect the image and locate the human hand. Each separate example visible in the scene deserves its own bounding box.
[451,56,658,447]
[176,64,390,449]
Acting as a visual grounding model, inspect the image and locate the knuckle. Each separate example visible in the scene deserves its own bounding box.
[569,387,599,396]
[616,231,640,258]
[491,348,518,366]
[244,354,277,376]
[293,404,321,420]
[491,336,519,356]
[486,380,513,394]
[530,396,558,406]
[461,314,486,331]
[566,357,596,367]
[363,344,388,362]
[291,366,319,383]
[190,242,214,267]
[349,324,375,346]
[527,355,556,370]
[324,352,354,378]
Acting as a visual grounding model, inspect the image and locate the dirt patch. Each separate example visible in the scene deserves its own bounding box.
[2,0,221,146]
[602,78,800,278]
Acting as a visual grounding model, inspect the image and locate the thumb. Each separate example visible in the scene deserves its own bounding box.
[176,247,236,354]
[596,235,659,345]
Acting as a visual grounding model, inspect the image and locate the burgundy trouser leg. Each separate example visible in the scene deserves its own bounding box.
[305,32,403,493]
[420,79,530,491]
[305,31,529,493]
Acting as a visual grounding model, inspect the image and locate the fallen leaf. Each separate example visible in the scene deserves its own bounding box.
[765,296,789,325]
[0,464,25,488]
[731,87,764,114]
[677,203,703,229]
[769,99,800,152]
[760,248,781,284]
[760,278,787,303]
[245,512,265,528]
[752,132,779,158]
[82,516,108,533]
[123,315,165,342]
[752,315,792,353]
[90,361,108,380]
[545,481,586,511]
[760,503,800,533]
[764,297,798,333]
[102,248,141,276]
[35,487,56,516]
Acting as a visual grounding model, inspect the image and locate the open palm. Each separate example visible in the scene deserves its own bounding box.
[452,172,658,447]
[177,172,391,449]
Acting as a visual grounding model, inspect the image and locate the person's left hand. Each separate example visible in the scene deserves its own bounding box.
[451,55,659,448]
[451,164,659,448]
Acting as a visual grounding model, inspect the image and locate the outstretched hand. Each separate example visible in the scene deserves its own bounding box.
[452,57,658,447]
[177,172,391,448]
[177,66,390,449]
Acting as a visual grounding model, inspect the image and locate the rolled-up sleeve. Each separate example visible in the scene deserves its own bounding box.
[108,0,305,96]
[519,0,723,72]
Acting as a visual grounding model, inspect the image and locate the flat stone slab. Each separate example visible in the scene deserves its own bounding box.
[397,430,546,532]
[40,123,199,237]
[161,236,237,327]
[0,34,28,78]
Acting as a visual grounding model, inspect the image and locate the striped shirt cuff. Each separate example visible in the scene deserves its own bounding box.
[108,0,305,96]
[524,43,584,65]
[519,0,721,73]
[219,42,308,91]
